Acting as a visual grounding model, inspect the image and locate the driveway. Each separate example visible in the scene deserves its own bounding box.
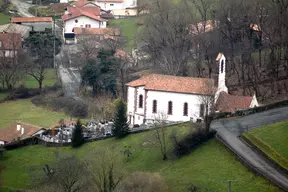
[10,0,34,17]
[56,44,82,99]
[211,106,288,191]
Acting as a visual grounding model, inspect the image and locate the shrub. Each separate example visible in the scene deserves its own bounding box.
[70,101,88,118]
[173,128,216,158]
[115,172,168,192]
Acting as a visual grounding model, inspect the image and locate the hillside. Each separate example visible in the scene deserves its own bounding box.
[0,123,281,192]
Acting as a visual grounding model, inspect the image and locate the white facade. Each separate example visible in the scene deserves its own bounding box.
[95,0,137,11]
[127,86,208,125]
[0,140,5,145]
[215,53,228,102]
[63,16,106,34]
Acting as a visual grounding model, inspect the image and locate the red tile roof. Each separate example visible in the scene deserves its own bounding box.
[97,0,124,2]
[216,91,253,113]
[0,122,44,143]
[71,0,100,8]
[62,7,102,21]
[74,27,120,35]
[0,33,22,50]
[127,74,215,95]
[11,17,52,23]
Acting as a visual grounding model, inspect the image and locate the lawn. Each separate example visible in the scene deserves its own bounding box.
[0,12,10,25]
[0,124,281,192]
[247,120,288,160]
[109,17,142,51]
[20,68,57,88]
[0,98,68,129]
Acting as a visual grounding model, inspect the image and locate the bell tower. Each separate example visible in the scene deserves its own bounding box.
[215,53,228,102]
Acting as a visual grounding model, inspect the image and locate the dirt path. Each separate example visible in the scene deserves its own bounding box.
[10,0,34,17]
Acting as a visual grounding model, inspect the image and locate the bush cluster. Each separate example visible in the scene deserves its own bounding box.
[172,129,216,158]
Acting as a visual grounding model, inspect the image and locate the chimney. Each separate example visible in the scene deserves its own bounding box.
[17,124,21,131]
[21,127,24,135]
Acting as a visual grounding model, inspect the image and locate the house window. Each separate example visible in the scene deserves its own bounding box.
[152,100,157,113]
[183,102,188,116]
[110,3,114,6]
[168,101,173,115]
[221,60,224,73]
[72,28,74,32]
[75,19,78,23]
[85,24,91,28]
[139,94,143,108]
[200,104,205,117]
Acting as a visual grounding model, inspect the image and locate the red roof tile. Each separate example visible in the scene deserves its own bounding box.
[127,74,215,95]
[0,33,22,50]
[62,7,102,21]
[71,0,100,8]
[216,91,253,113]
[0,122,44,143]
[74,27,120,35]
[11,17,52,23]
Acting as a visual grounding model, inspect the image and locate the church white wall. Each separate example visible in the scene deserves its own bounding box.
[127,86,135,116]
[250,94,259,108]
[145,90,208,123]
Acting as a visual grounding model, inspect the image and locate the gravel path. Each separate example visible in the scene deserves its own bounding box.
[10,0,34,17]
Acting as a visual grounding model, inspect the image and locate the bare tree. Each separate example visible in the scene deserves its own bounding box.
[32,156,92,192]
[140,0,193,76]
[197,80,216,133]
[0,33,23,90]
[153,112,169,160]
[115,172,168,192]
[85,148,125,192]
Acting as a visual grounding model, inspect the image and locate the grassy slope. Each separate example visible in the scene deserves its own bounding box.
[0,13,10,25]
[1,124,280,192]
[248,121,288,160]
[108,17,140,51]
[0,99,68,128]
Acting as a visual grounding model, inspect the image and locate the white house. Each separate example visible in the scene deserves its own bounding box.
[126,52,259,126]
[62,6,106,39]
[0,33,21,58]
[95,0,137,11]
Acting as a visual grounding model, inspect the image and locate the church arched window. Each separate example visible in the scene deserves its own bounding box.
[139,94,143,108]
[183,102,188,116]
[152,100,157,113]
[221,60,224,73]
[168,101,173,115]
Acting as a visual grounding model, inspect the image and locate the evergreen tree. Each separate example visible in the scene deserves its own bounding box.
[72,119,84,148]
[112,100,129,138]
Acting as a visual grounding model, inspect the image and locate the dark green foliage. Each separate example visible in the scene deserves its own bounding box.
[173,129,216,158]
[81,49,118,96]
[72,119,84,148]
[112,100,129,138]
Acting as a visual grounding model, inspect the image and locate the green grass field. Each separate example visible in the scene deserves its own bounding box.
[0,12,10,25]
[0,124,281,192]
[109,17,141,51]
[0,98,68,129]
[248,121,288,160]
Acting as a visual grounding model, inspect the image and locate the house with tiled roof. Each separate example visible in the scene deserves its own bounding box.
[126,52,259,126]
[0,33,22,58]
[73,27,120,43]
[62,1,107,40]
[0,122,46,145]
[11,17,53,32]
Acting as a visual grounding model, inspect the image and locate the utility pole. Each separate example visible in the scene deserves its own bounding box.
[53,10,56,68]
[222,180,238,192]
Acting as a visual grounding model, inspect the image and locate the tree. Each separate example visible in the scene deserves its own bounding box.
[140,0,193,76]
[72,119,84,148]
[112,99,129,138]
[0,33,23,90]
[24,33,61,90]
[32,156,91,192]
[85,148,125,192]
[81,49,118,96]
[153,112,169,160]
[115,172,168,192]
[197,80,216,133]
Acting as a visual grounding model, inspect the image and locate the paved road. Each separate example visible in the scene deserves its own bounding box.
[56,44,82,99]
[10,0,34,17]
[211,106,288,191]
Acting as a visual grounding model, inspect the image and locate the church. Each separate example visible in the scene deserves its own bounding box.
[126,53,259,126]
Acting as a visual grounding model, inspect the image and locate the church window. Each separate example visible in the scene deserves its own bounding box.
[221,60,224,73]
[183,102,188,116]
[168,101,173,115]
[139,94,143,108]
[152,100,157,113]
[200,104,205,117]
